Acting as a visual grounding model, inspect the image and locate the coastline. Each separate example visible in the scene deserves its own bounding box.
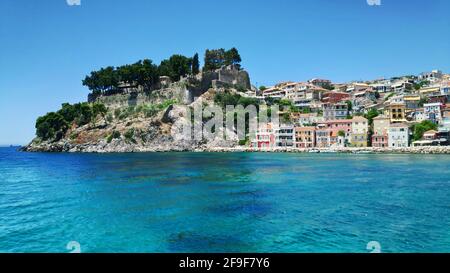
[205,146,450,154]
[21,143,450,154]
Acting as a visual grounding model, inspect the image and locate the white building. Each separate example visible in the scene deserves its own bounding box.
[424,102,443,124]
[274,125,295,147]
[388,123,409,148]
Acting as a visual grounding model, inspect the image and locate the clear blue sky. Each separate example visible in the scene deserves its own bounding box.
[0,0,449,145]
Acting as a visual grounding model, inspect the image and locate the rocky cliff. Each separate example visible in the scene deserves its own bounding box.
[23,66,250,153]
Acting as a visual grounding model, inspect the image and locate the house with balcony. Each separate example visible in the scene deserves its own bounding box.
[391,80,414,93]
[274,125,295,147]
[388,123,410,148]
[403,95,421,110]
[419,85,441,97]
[371,115,390,148]
[370,81,392,93]
[350,116,369,147]
[423,102,443,124]
[315,124,333,148]
[294,126,316,148]
[323,102,349,121]
[386,103,407,123]
[251,123,276,149]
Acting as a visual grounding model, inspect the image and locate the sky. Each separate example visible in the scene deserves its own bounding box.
[0,0,449,145]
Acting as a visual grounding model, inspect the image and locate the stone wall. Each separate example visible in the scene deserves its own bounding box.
[218,67,251,90]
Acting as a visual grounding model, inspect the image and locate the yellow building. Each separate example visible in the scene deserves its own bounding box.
[350,116,369,147]
[386,103,407,123]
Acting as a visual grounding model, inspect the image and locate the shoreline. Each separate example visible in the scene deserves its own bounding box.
[20,144,450,154]
[204,146,450,154]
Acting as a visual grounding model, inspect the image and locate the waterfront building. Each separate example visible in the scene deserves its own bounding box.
[350,116,368,147]
[315,124,333,148]
[294,126,316,148]
[388,123,410,148]
[372,115,390,148]
[274,125,295,147]
[412,129,449,147]
[251,123,275,149]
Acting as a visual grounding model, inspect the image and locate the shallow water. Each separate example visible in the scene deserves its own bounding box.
[1,147,450,253]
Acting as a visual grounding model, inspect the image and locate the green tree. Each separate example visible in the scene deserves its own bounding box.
[36,112,69,141]
[364,108,379,126]
[411,120,438,141]
[192,53,200,75]
[203,48,226,71]
[224,47,241,66]
[259,86,267,91]
[346,100,353,112]
[158,55,192,81]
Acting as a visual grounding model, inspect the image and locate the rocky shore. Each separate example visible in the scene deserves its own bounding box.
[203,146,450,154]
[22,142,450,154]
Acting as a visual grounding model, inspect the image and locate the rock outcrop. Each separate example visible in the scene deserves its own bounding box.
[23,75,245,153]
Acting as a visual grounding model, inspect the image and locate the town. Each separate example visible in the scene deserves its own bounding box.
[246,70,450,150]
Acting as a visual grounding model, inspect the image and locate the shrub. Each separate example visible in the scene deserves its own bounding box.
[114,108,121,119]
[124,128,137,143]
[107,130,121,143]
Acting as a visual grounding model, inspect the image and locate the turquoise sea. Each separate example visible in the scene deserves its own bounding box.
[1,147,450,253]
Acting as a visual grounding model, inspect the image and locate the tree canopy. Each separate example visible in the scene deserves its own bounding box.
[192,53,200,75]
[36,102,108,141]
[203,48,242,71]
[83,48,243,93]
[158,55,193,82]
[411,120,438,141]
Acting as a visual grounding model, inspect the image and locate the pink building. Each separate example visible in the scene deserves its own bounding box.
[372,135,388,148]
[251,123,276,149]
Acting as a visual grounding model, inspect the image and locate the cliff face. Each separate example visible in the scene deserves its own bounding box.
[23,67,248,153]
